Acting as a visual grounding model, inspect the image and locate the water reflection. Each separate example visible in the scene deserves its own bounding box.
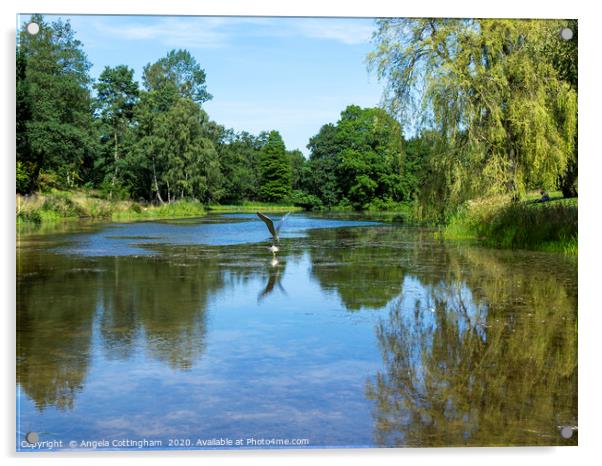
[306,226,409,310]
[98,253,225,369]
[366,246,577,446]
[17,253,96,410]
[258,258,287,303]
[53,214,379,256]
[16,216,577,448]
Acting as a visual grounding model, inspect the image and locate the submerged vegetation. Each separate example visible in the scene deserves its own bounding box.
[16,16,577,253]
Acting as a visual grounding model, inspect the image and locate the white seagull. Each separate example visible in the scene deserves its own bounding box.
[256,212,290,256]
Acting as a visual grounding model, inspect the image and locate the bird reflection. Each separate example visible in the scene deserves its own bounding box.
[257,258,287,302]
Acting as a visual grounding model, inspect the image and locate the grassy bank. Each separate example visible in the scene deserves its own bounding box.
[17,190,208,225]
[207,202,303,213]
[17,190,578,255]
[16,191,308,227]
[441,193,578,254]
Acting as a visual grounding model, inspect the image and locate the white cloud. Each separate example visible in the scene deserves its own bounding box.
[293,19,375,45]
[95,17,233,48]
[94,16,375,48]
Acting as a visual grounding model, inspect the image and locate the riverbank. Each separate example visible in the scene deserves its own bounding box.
[16,190,578,255]
[16,190,303,226]
[441,193,578,255]
[207,203,303,213]
[16,191,207,224]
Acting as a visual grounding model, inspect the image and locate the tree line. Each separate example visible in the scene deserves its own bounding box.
[17,15,577,218]
[369,18,578,219]
[16,15,293,205]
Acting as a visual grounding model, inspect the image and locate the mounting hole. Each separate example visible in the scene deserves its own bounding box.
[560,426,574,439]
[25,431,39,444]
[26,22,40,35]
[560,28,574,41]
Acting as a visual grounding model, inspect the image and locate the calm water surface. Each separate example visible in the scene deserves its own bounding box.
[16,213,577,450]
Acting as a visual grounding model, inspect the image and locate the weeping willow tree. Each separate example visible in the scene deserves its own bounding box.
[369,19,577,217]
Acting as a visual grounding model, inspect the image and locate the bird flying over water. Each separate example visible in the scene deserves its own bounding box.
[256,212,290,255]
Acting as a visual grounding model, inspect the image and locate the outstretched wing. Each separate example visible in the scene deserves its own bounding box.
[256,212,277,239]
[276,212,291,234]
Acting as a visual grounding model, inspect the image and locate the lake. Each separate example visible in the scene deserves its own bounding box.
[16,213,578,450]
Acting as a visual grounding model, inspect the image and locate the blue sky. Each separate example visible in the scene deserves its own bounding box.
[19,14,385,155]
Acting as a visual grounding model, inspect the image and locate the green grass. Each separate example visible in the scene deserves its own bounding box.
[442,193,578,254]
[537,237,578,255]
[364,200,415,223]
[111,200,206,220]
[16,191,309,228]
[17,190,208,226]
[207,202,303,213]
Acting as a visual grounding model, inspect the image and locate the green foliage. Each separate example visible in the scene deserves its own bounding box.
[154,98,223,203]
[306,105,405,210]
[40,191,83,217]
[288,149,307,192]
[208,202,303,213]
[215,130,262,203]
[543,20,578,198]
[17,14,98,192]
[94,65,139,193]
[443,195,578,253]
[16,15,299,214]
[16,161,33,193]
[15,14,578,257]
[259,131,292,202]
[400,134,434,202]
[112,200,206,220]
[364,198,412,217]
[304,123,341,207]
[16,45,32,193]
[369,19,578,215]
[288,190,323,210]
[17,190,207,225]
[142,49,212,106]
[128,49,222,203]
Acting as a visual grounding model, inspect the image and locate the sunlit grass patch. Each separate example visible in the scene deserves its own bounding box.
[111,200,206,220]
[442,194,578,254]
[17,190,208,225]
[207,202,303,213]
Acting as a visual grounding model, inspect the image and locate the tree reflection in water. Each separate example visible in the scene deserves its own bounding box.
[17,244,236,409]
[366,247,577,446]
[17,252,97,411]
[17,220,577,449]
